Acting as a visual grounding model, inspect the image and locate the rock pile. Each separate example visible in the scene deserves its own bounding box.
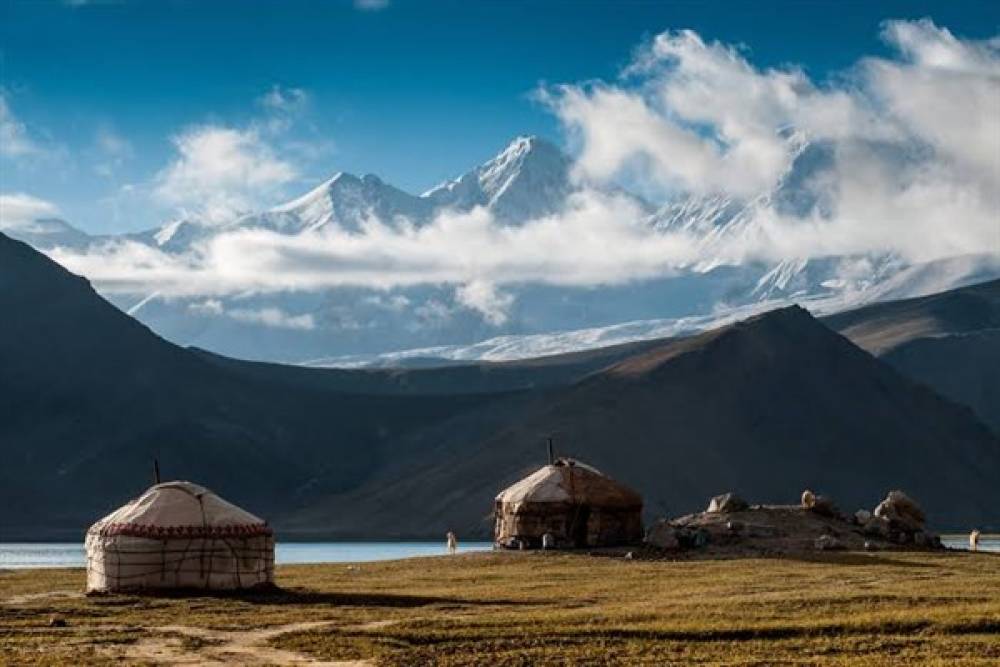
[642,488,943,556]
[858,490,937,546]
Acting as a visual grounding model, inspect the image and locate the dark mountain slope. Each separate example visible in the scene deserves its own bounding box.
[0,233,508,537]
[824,279,1000,433]
[881,330,1000,434]
[307,306,1000,536]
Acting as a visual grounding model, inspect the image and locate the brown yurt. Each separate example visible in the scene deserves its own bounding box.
[494,458,643,548]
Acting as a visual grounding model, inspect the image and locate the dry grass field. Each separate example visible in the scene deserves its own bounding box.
[1,550,999,666]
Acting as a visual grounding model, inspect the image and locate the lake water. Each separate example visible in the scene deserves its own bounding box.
[1,538,995,569]
[0,542,494,569]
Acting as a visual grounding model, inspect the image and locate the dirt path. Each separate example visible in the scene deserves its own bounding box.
[118,619,396,666]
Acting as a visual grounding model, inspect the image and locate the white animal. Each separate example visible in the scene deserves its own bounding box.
[446,531,457,555]
[970,529,981,552]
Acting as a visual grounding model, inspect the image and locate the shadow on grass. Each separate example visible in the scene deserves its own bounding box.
[778,552,941,568]
[87,585,539,609]
[314,620,939,649]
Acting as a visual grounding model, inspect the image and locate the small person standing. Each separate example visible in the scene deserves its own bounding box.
[970,529,981,552]
[446,531,458,555]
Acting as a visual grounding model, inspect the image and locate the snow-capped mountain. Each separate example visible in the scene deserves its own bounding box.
[13,133,1000,365]
[423,135,574,221]
[247,172,436,234]
[129,135,580,253]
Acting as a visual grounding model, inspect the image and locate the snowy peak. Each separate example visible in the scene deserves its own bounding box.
[259,170,434,234]
[423,135,573,222]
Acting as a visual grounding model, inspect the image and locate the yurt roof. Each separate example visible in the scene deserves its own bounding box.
[88,480,271,538]
[496,458,642,509]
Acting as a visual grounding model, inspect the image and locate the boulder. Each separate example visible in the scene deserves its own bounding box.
[814,535,844,551]
[874,490,925,531]
[707,492,748,514]
[692,529,710,548]
[802,490,838,517]
[863,516,890,537]
[644,520,680,551]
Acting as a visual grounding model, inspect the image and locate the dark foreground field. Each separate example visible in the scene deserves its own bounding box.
[2,551,999,666]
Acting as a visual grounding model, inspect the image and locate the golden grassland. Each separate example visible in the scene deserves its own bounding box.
[1,550,999,665]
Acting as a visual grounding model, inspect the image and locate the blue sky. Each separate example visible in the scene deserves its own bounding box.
[1,0,997,233]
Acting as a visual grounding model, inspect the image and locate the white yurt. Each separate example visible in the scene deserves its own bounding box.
[85,481,275,593]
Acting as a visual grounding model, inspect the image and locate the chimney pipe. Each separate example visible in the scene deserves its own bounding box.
[153,458,161,485]
[547,437,554,465]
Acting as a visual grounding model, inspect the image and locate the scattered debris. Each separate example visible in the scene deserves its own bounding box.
[814,535,844,551]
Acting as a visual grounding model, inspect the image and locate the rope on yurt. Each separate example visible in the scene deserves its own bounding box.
[174,537,195,581]
[221,536,242,589]
[112,533,122,589]
[198,492,208,586]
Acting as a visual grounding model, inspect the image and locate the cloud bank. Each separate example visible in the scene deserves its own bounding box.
[36,20,1000,316]
[153,125,299,224]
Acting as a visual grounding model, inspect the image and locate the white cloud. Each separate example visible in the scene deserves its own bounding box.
[188,299,225,316]
[153,125,298,224]
[455,280,515,325]
[48,190,693,296]
[0,193,60,229]
[42,21,1000,311]
[187,298,315,330]
[545,20,999,261]
[545,29,896,198]
[228,306,316,330]
[0,95,44,159]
